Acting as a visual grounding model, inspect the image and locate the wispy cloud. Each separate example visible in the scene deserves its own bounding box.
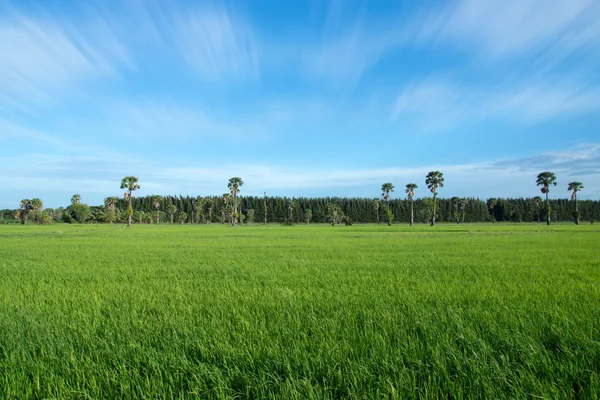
[390,76,600,132]
[174,4,259,81]
[424,0,599,60]
[0,118,77,151]
[0,10,130,108]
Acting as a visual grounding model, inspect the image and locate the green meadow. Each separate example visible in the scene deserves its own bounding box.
[1,223,599,399]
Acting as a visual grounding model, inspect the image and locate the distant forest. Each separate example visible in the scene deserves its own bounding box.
[2,195,599,225]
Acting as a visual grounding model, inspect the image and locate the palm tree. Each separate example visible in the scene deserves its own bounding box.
[166,204,177,224]
[373,198,381,224]
[405,183,417,226]
[305,209,312,225]
[120,176,140,227]
[104,196,118,223]
[29,198,43,223]
[71,194,81,205]
[193,197,205,224]
[227,177,244,226]
[381,183,395,226]
[18,199,32,224]
[425,171,444,226]
[151,195,163,224]
[178,211,187,225]
[567,181,584,225]
[536,171,557,225]
[487,198,497,223]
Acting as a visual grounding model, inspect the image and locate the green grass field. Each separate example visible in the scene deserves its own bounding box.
[1,223,599,399]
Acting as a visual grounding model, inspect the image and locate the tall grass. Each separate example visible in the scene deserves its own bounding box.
[1,224,599,398]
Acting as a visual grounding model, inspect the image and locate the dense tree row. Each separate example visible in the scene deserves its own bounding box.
[2,196,599,225]
[2,171,595,225]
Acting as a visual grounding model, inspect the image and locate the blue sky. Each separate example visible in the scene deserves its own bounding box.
[1,0,599,208]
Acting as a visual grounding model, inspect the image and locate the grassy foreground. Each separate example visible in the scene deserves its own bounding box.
[0,223,599,399]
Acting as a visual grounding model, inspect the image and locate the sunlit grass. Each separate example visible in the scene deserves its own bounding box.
[1,223,599,398]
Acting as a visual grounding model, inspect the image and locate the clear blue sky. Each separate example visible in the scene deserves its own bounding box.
[1,0,599,208]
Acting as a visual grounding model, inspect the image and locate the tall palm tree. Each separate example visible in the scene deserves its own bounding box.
[405,183,417,226]
[151,195,163,224]
[71,194,81,205]
[425,171,444,226]
[166,204,177,224]
[120,176,140,227]
[567,181,584,225]
[487,198,497,223]
[381,183,395,225]
[227,177,244,226]
[536,171,557,225]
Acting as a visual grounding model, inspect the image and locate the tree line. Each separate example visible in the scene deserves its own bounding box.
[3,172,596,225]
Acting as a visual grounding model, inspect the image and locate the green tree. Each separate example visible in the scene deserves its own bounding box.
[460,198,469,224]
[178,211,187,225]
[287,199,297,224]
[18,199,33,224]
[71,194,81,205]
[193,197,205,224]
[69,203,90,223]
[536,171,557,225]
[204,198,214,224]
[227,177,244,226]
[487,198,497,223]
[405,183,417,226]
[222,193,230,224]
[373,198,381,225]
[567,181,584,225]
[533,196,542,223]
[451,196,460,224]
[152,195,163,224]
[381,183,395,226]
[327,203,343,226]
[167,204,177,224]
[104,197,118,223]
[425,171,444,226]
[304,209,312,225]
[381,203,394,225]
[245,209,255,224]
[120,176,140,227]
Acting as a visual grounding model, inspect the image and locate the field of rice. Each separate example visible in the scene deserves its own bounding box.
[1,223,599,398]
